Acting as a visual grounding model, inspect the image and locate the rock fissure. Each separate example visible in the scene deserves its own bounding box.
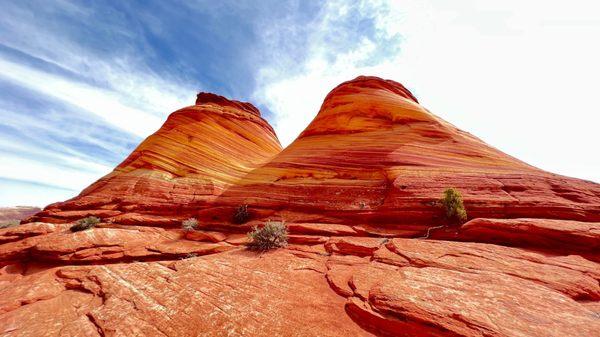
[86,313,106,337]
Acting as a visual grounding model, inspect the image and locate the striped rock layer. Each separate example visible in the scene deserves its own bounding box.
[6,76,600,337]
[210,76,600,234]
[30,76,600,231]
[29,92,281,225]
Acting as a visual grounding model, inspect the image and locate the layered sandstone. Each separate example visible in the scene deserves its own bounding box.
[213,76,600,232]
[3,76,600,337]
[27,93,281,224]
[28,77,600,235]
[1,220,599,337]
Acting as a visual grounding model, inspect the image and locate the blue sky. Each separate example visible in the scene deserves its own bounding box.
[1,0,599,207]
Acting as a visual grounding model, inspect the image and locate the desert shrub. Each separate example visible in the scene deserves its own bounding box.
[247,221,288,251]
[70,216,100,232]
[233,204,250,224]
[440,188,467,223]
[182,218,199,232]
[182,253,198,259]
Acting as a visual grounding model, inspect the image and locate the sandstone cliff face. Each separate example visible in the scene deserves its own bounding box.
[3,76,600,337]
[28,93,281,225]
[214,76,600,231]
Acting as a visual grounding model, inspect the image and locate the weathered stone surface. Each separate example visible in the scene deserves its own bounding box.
[3,233,598,336]
[215,76,600,227]
[433,217,600,254]
[287,222,358,236]
[0,250,372,337]
[0,222,233,265]
[0,222,64,244]
[184,229,227,242]
[349,266,599,337]
[325,237,385,257]
[4,76,600,336]
[378,239,600,300]
[26,93,281,224]
[326,237,600,337]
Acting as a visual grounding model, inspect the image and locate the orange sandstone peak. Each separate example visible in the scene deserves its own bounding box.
[28,93,281,224]
[27,76,600,228]
[215,75,600,229]
[6,76,600,337]
[196,92,261,116]
[326,75,419,103]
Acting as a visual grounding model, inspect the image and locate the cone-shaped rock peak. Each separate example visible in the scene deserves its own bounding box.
[213,76,600,230]
[29,93,281,224]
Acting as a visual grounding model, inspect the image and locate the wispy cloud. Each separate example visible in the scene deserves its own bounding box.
[0,177,77,208]
[0,58,166,137]
[253,0,600,182]
[0,0,598,208]
[253,0,403,146]
[0,0,198,206]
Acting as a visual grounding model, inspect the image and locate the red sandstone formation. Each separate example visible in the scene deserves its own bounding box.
[213,76,600,230]
[3,76,600,336]
[27,93,281,224]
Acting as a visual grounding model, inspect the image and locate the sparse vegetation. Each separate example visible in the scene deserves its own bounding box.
[70,216,100,232]
[182,218,199,232]
[233,204,250,224]
[440,188,467,223]
[182,253,198,259]
[247,221,288,251]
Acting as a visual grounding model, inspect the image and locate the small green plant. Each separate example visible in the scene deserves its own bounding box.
[182,218,199,232]
[70,216,100,232]
[440,188,467,223]
[233,204,250,224]
[247,221,288,251]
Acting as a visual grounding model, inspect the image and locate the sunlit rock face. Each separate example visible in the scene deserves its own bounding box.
[5,76,600,337]
[27,93,281,224]
[214,76,600,233]
[27,76,600,230]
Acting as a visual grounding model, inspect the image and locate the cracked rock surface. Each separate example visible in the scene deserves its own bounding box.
[4,76,600,336]
[1,219,599,337]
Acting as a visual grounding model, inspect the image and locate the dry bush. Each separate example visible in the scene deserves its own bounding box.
[247,221,288,251]
[182,218,199,232]
[233,204,250,224]
[70,216,100,232]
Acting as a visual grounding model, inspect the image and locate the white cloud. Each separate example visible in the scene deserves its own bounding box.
[0,54,191,206]
[0,58,163,137]
[0,152,109,192]
[254,0,600,182]
[0,1,199,206]
[0,180,77,208]
[1,0,599,210]
[0,2,195,118]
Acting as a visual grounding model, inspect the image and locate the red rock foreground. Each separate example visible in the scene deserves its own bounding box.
[3,76,600,336]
